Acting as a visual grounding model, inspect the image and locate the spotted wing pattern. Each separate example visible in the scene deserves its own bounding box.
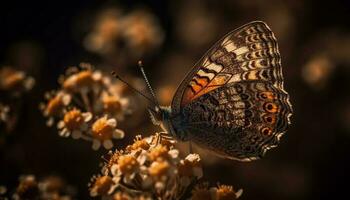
[176,81,292,161]
[171,21,286,114]
[170,21,292,161]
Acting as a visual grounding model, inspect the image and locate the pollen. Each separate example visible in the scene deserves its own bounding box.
[148,160,170,178]
[91,176,113,196]
[102,95,122,113]
[0,69,25,90]
[46,96,64,116]
[126,139,150,151]
[117,155,139,174]
[216,185,238,200]
[63,109,84,130]
[92,117,115,140]
[148,145,169,161]
[63,70,94,91]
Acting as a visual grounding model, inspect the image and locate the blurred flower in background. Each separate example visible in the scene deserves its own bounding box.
[83,7,164,70]
[0,175,76,200]
[0,67,34,136]
[302,54,334,90]
[40,63,130,150]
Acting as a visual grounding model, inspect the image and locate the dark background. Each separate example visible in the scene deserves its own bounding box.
[1,0,350,199]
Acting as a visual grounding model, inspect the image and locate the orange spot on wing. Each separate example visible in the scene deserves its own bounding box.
[181,88,194,107]
[180,74,231,107]
[191,82,202,93]
[260,92,276,100]
[194,77,209,87]
[192,85,220,101]
[264,102,279,113]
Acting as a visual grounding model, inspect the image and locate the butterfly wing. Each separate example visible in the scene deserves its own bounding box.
[170,21,292,161]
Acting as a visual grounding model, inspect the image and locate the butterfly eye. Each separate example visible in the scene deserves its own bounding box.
[261,127,272,136]
[264,102,278,113]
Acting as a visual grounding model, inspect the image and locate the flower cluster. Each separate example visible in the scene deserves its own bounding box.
[89,134,203,199]
[40,63,131,150]
[1,175,76,200]
[89,133,242,199]
[0,67,35,133]
[83,8,164,64]
[0,67,35,93]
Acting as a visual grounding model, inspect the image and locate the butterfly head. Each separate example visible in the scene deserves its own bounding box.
[148,106,170,125]
[148,106,177,135]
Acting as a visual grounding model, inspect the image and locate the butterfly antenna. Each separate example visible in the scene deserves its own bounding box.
[138,61,160,108]
[111,71,158,108]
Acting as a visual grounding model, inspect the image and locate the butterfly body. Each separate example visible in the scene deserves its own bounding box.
[150,21,292,161]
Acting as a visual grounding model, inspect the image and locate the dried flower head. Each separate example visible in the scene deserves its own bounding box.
[40,63,131,150]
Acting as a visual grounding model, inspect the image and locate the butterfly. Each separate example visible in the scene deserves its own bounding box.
[115,21,293,161]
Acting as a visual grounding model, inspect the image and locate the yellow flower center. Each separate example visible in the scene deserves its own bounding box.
[126,139,150,151]
[103,96,122,113]
[16,176,38,198]
[117,155,139,174]
[92,176,113,196]
[148,160,170,178]
[148,145,169,161]
[98,17,120,40]
[0,68,26,90]
[216,185,237,200]
[92,117,114,140]
[75,70,94,87]
[63,70,94,91]
[63,109,84,130]
[46,96,64,116]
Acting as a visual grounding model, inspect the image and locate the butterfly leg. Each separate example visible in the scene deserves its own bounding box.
[155,132,175,145]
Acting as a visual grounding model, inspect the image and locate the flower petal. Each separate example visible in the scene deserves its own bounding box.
[46,118,54,127]
[72,130,82,139]
[168,149,179,159]
[59,128,70,137]
[57,120,65,129]
[92,139,101,150]
[113,129,124,139]
[107,118,117,127]
[82,112,93,122]
[62,93,71,105]
[103,140,114,149]
[236,189,243,198]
